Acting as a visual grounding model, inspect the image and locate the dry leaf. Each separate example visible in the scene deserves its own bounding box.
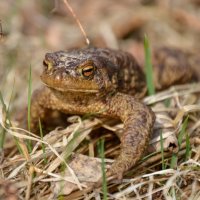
[52,154,102,196]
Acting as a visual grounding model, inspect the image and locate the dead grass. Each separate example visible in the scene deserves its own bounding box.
[1,1,200,199]
[0,83,200,199]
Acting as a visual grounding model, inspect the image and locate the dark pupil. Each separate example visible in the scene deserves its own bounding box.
[83,67,93,76]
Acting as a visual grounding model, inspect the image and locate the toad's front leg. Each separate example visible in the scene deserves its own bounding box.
[107,93,155,179]
[17,87,60,132]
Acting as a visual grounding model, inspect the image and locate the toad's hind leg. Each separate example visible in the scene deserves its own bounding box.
[153,47,198,90]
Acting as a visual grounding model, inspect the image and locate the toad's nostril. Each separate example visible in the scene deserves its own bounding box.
[43,60,48,69]
[43,59,53,71]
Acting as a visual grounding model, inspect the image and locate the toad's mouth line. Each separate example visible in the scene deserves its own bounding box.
[41,82,99,93]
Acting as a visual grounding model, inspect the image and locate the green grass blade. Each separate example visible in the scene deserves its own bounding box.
[0,91,23,154]
[38,118,47,164]
[170,116,189,168]
[185,132,191,161]
[27,66,32,152]
[27,66,32,131]
[144,35,155,95]
[160,131,166,170]
[164,98,171,107]
[142,151,158,161]
[169,186,176,199]
[98,139,108,200]
[64,131,81,161]
[0,91,7,148]
[7,77,15,122]
[0,91,13,146]
[170,153,178,169]
[178,116,189,148]
[0,127,6,149]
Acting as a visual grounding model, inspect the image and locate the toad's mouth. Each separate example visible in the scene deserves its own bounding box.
[43,84,99,93]
[40,72,99,93]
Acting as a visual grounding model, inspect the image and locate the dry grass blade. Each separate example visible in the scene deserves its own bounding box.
[62,0,90,45]
[144,83,200,105]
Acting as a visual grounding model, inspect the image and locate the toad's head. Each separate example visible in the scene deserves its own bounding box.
[41,48,119,94]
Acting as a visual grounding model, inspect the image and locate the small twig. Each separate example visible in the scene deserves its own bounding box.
[62,0,90,46]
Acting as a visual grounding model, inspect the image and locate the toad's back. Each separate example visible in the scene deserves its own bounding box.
[51,47,197,98]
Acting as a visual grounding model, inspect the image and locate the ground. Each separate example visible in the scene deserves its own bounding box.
[0,0,200,199]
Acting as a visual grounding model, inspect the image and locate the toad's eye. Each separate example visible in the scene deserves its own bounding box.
[81,65,95,78]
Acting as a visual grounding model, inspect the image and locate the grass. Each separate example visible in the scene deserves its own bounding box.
[64,130,81,161]
[144,35,155,95]
[27,65,32,152]
[39,118,47,164]
[98,138,108,200]
[178,116,189,148]
[0,91,8,149]
[1,82,199,199]
[170,116,189,169]
[143,35,192,173]
[0,78,15,146]
[160,131,166,170]
[0,36,199,200]
[1,1,200,198]
[185,131,191,161]
[0,88,23,155]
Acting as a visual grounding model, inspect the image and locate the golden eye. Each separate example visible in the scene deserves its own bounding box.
[81,65,94,78]
[43,60,53,71]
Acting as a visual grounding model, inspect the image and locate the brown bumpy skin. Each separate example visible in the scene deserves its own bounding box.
[18,47,198,179]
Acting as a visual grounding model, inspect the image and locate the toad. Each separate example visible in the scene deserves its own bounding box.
[19,47,198,179]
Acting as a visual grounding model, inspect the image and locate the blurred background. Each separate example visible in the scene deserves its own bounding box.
[0,0,200,110]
